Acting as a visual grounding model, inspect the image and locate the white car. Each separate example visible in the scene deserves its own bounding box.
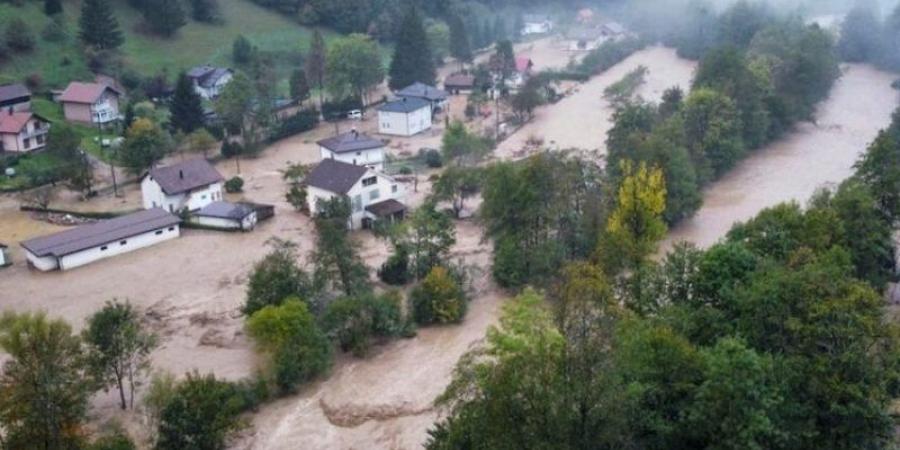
[347,109,363,120]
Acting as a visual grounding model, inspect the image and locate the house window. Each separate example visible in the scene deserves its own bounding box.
[362,176,377,187]
[352,195,362,212]
[100,246,108,251]
[36,134,44,145]
[369,189,380,201]
[120,240,127,246]
[155,230,163,235]
[168,227,175,231]
[23,138,30,149]
[391,184,398,193]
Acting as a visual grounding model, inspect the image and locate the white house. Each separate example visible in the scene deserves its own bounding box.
[141,158,225,213]
[317,130,386,170]
[20,208,181,271]
[0,243,10,268]
[305,158,407,230]
[190,201,258,231]
[377,97,432,137]
[522,14,553,35]
[186,66,233,100]
[395,82,450,112]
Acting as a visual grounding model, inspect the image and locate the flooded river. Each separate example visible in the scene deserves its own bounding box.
[663,64,899,250]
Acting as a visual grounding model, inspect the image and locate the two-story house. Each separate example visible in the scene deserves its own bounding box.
[59,82,121,125]
[306,159,407,230]
[0,83,31,113]
[0,111,50,153]
[377,97,433,137]
[317,130,386,170]
[186,66,233,100]
[141,158,225,213]
[395,82,450,113]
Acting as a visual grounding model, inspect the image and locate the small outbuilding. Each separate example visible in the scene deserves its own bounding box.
[141,158,225,213]
[190,201,258,231]
[317,130,386,170]
[396,82,449,112]
[20,208,181,271]
[443,74,476,94]
[377,97,432,137]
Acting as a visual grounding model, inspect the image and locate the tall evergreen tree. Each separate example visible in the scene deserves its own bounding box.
[306,29,327,107]
[289,69,310,102]
[448,14,472,65]
[170,72,205,134]
[79,0,124,50]
[388,8,435,90]
[142,0,187,37]
[189,0,219,23]
[44,0,62,16]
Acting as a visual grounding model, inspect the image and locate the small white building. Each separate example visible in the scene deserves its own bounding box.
[141,158,225,213]
[522,14,553,35]
[20,208,181,271]
[186,66,233,100]
[395,82,450,112]
[317,130,386,170]
[306,159,407,230]
[0,244,10,268]
[377,97,432,137]
[190,201,258,231]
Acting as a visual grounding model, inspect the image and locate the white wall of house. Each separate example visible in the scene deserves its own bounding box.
[0,247,9,267]
[91,91,120,124]
[191,213,257,231]
[378,107,432,137]
[0,117,49,153]
[320,146,386,170]
[25,224,181,272]
[523,21,552,35]
[141,177,224,212]
[307,170,406,229]
[195,73,233,100]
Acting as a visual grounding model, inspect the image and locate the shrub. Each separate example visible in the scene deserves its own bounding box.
[220,140,243,158]
[155,372,246,450]
[421,148,443,168]
[285,183,307,212]
[246,299,332,393]
[321,96,363,120]
[41,17,68,43]
[224,176,243,193]
[6,19,35,52]
[232,35,253,64]
[244,239,314,315]
[378,246,410,285]
[269,108,319,142]
[398,166,413,175]
[87,427,135,450]
[322,291,407,356]
[411,266,467,324]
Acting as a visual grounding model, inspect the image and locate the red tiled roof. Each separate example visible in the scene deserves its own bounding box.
[0,112,44,134]
[59,82,119,104]
[515,57,533,73]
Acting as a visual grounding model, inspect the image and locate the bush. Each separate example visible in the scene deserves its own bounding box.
[155,372,246,450]
[41,17,68,43]
[322,292,407,356]
[220,140,243,158]
[232,35,254,64]
[398,165,413,175]
[421,148,443,168]
[87,427,135,450]
[244,239,314,315]
[6,19,35,52]
[578,37,646,75]
[224,176,243,193]
[378,246,409,285]
[321,96,363,120]
[269,108,319,142]
[411,266,467,324]
[246,299,332,393]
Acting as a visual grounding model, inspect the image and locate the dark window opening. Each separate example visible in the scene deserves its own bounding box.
[120,240,127,245]
[100,246,108,251]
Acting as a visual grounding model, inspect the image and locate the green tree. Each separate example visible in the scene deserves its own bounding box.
[79,0,123,50]
[447,14,472,66]
[388,8,435,90]
[602,160,667,273]
[682,88,744,181]
[839,5,882,63]
[155,372,244,450]
[325,33,385,106]
[411,266,467,324]
[430,166,481,219]
[386,202,457,279]
[44,0,62,16]
[170,72,205,134]
[0,312,91,450]
[119,118,173,175]
[142,0,187,37]
[5,18,35,52]
[214,71,254,140]
[244,238,315,315]
[491,39,516,82]
[426,20,450,63]
[322,291,406,356]
[83,300,157,410]
[306,29,327,107]
[246,299,332,392]
[232,35,253,65]
[311,197,369,296]
[855,130,900,223]
[441,120,488,167]
[289,69,310,102]
[189,0,219,23]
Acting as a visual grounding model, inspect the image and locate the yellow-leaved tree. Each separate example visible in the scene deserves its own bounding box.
[603,160,667,273]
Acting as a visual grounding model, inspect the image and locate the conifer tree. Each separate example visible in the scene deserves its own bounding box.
[44,0,62,16]
[143,0,187,37]
[388,8,435,90]
[79,0,124,50]
[170,72,205,134]
[448,14,472,65]
[306,29,326,107]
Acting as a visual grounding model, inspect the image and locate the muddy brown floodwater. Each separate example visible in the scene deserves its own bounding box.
[662,64,899,251]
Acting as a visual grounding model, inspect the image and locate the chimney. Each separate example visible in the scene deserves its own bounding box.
[179,169,184,179]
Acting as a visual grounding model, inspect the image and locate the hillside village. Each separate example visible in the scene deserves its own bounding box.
[2,0,900,449]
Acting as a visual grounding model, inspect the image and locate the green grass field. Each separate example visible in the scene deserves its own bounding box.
[0,0,340,90]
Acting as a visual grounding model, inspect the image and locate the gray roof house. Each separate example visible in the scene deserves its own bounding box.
[0,83,31,112]
[141,159,226,212]
[186,66,234,99]
[396,82,449,111]
[305,158,407,230]
[21,208,181,271]
[377,97,433,136]
[306,158,369,195]
[317,130,387,170]
[378,97,431,114]
[191,201,258,231]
